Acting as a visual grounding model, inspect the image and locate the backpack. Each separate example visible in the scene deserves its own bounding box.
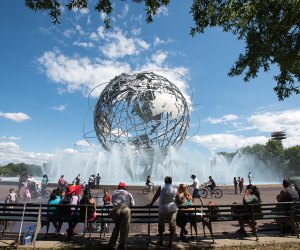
[207,201,219,221]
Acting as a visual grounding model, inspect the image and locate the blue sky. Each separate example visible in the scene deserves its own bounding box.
[1,1,299,166]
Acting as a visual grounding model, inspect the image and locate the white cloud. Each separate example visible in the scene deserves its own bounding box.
[248,108,300,148]
[74,139,95,148]
[0,112,31,122]
[157,6,168,17]
[0,142,53,166]
[117,3,129,19]
[73,41,94,48]
[37,50,131,97]
[248,109,300,134]
[0,136,21,140]
[192,134,268,151]
[206,114,239,124]
[51,104,67,111]
[151,51,168,65]
[153,37,173,46]
[100,28,150,59]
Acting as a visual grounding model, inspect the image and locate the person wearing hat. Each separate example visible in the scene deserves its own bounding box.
[108,182,135,250]
[146,176,178,248]
[190,174,203,204]
[58,185,80,237]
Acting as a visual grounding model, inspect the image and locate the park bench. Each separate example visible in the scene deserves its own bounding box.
[204,201,300,242]
[87,205,214,245]
[0,202,299,247]
[0,202,92,247]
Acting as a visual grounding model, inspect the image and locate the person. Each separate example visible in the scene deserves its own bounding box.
[46,188,61,235]
[103,189,111,205]
[239,178,244,194]
[175,184,196,242]
[17,172,28,196]
[205,176,216,196]
[236,184,261,235]
[80,188,97,224]
[95,173,101,189]
[58,175,68,190]
[24,187,32,202]
[190,174,203,204]
[102,189,111,233]
[74,174,84,186]
[277,178,300,202]
[146,175,154,191]
[109,182,135,250]
[41,174,48,198]
[6,188,17,203]
[59,185,81,237]
[27,175,37,198]
[88,175,95,189]
[276,178,300,234]
[233,177,238,194]
[146,176,178,247]
[248,172,254,184]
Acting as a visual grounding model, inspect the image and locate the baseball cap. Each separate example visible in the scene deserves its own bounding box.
[118,182,126,189]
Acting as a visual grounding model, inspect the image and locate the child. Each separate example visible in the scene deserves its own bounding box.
[103,189,111,205]
[24,187,31,202]
[6,188,17,203]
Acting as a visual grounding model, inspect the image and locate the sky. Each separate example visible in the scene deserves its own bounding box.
[0,1,299,167]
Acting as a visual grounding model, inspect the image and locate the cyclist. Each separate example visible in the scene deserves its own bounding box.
[205,176,216,196]
[189,174,203,205]
[146,175,154,192]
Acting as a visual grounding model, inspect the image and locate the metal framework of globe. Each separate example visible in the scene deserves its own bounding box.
[93,72,190,151]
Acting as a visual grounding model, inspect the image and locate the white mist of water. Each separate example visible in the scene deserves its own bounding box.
[45,147,279,186]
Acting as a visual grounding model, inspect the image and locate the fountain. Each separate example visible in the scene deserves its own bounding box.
[45,71,280,186]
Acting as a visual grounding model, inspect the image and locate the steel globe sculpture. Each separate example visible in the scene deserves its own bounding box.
[93,72,190,151]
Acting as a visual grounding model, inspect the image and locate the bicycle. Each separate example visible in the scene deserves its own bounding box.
[31,184,51,200]
[200,184,223,198]
[142,186,156,194]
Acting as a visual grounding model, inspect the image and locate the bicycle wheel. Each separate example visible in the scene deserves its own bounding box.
[200,189,208,198]
[44,190,51,199]
[213,189,223,198]
[143,188,149,194]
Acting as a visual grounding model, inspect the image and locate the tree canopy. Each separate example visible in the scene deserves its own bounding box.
[24,0,300,100]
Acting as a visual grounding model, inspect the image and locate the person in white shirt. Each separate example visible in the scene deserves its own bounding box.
[190,174,203,204]
[146,176,178,248]
[109,182,135,250]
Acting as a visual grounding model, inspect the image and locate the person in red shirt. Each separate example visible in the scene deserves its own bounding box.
[103,189,111,205]
[102,189,111,234]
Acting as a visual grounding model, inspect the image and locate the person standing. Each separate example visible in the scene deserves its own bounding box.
[17,172,28,196]
[239,178,244,194]
[74,174,84,186]
[190,174,203,204]
[41,174,48,198]
[233,177,238,194]
[95,173,101,189]
[248,172,254,184]
[58,175,68,190]
[146,176,178,247]
[109,182,135,250]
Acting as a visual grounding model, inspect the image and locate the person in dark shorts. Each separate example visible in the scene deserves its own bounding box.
[190,175,203,205]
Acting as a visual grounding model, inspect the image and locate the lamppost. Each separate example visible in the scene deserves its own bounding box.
[73,142,77,153]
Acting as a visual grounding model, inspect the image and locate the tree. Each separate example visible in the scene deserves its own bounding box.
[284,145,300,175]
[24,0,300,100]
